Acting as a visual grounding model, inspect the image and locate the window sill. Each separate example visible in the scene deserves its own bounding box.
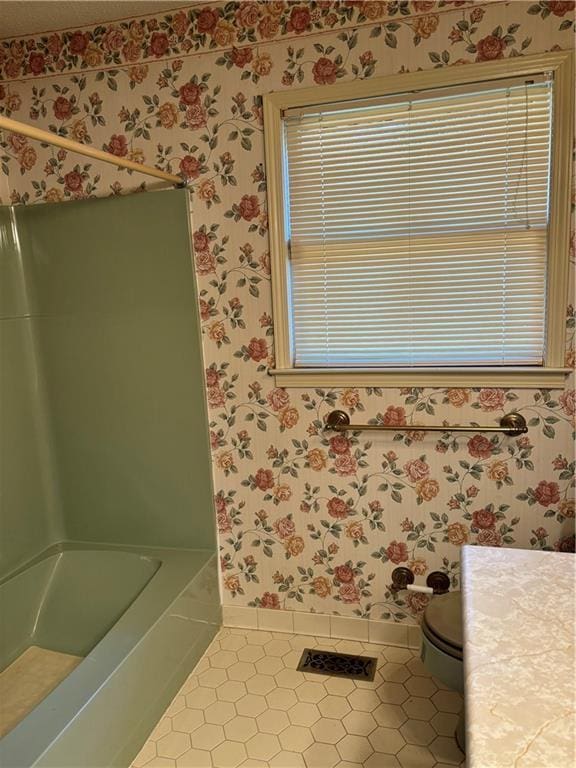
[268,367,572,389]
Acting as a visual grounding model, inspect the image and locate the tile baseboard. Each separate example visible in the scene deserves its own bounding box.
[222,605,421,649]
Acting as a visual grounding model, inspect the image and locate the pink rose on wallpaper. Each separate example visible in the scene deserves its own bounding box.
[548,1,575,16]
[477,388,506,411]
[383,405,406,427]
[487,460,509,482]
[555,535,575,553]
[106,134,128,157]
[404,459,430,482]
[533,481,560,507]
[467,434,493,460]
[179,82,201,105]
[285,536,304,556]
[346,521,364,541]
[53,96,72,120]
[205,368,219,387]
[446,388,470,407]
[446,522,469,545]
[260,592,280,609]
[312,576,331,598]
[339,582,360,603]
[472,508,497,530]
[409,558,428,576]
[47,33,62,57]
[533,527,548,541]
[416,478,439,501]
[230,46,253,68]
[477,529,502,547]
[238,194,261,221]
[329,435,351,455]
[334,453,357,476]
[274,515,295,539]
[103,27,124,53]
[193,230,209,252]
[236,2,260,28]
[195,250,215,275]
[179,155,201,179]
[150,32,169,58]
[412,14,439,40]
[196,7,220,33]
[207,385,225,409]
[406,591,430,615]
[327,497,350,520]
[258,15,280,40]
[157,102,178,128]
[559,500,575,519]
[172,11,189,38]
[217,508,232,533]
[475,34,505,62]
[247,337,268,362]
[63,170,83,192]
[334,564,354,583]
[69,31,88,55]
[288,5,311,33]
[28,53,45,75]
[386,540,408,564]
[254,468,275,492]
[273,484,292,502]
[559,389,575,417]
[412,1,436,11]
[313,57,338,85]
[267,388,290,411]
[360,1,386,20]
[278,407,299,429]
[307,448,327,471]
[212,20,236,48]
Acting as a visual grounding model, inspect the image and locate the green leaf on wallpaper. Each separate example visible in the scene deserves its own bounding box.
[429,52,441,63]
[385,32,397,48]
[370,26,382,38]
[543,424,555,438]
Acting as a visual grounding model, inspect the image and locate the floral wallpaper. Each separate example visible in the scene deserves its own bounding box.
[1,1,574,625]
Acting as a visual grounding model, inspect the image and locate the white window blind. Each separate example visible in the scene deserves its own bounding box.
[283,78,553,368]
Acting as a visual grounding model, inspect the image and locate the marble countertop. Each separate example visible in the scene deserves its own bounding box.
[462,545,575,768]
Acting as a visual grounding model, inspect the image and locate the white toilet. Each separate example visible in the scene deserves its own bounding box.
[420,591,466,751]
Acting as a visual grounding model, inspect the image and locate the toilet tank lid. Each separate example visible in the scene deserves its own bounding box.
[423,591,463,649]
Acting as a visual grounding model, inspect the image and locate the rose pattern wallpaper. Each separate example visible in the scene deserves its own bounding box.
[1,1,574,626]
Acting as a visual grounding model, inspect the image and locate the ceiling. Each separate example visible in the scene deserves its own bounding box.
[0,1,200,39]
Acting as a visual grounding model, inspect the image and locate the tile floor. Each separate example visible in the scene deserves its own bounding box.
[132,628,465,768]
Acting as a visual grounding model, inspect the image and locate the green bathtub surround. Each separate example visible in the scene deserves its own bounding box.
[0,189,220,765]
[0,544,221,767]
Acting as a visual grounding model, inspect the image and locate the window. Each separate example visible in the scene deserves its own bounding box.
[264,52,573,387]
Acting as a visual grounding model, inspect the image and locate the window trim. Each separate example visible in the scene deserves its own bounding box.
[263,51,574,388]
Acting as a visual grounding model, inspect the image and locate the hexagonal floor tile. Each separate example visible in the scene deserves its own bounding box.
[156,732,191,760]
[190,724,225,751]
[311,717,347,745]
[318,695,352,720]
[133,741,156,767]
[368,727,406,755]
[269,751,306,767]
[383,648,414,665]
[199,669,228,689]
[228,662,256,682]
[186,688,217,709]
[275,668,305,690]
[336,734,374,763]
[405,676,438,698]
[376,683,409,705]
[219,635,247,652]
[380,664,410,684]
[399,719,436,746]
[211,651,238,670]
[205,702,236,726]
[342,710,377,737]
[256,709,290,735]
[264,639,292,657]
[278,725,314,753]
[405,657,430,678]
[373,704,407,729]
[246,674,276,696]
[288,702,321,727]
[175,747,213,767]
[255,657,285,676]
[211,741,247,768]
[266,688,298,711]
[430,711,459,737]
[172,709,204,734]
[402,696,437,722]
[396,743,435,768]
[238,645,265,664]
[295,681,327,704]
[303,742,341,768]
[216,681,247,703]
[363,753,401,768]
[149,718,173,742]
[236,694,268,718]
[324,678,356,697]
[246,733,282,761]
[431,691,463,714]
[429,735,464,764]
[347,689,381,713]
[223,716,258,743]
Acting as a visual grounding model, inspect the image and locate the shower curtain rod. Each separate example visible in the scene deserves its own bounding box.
[0,115,183,186]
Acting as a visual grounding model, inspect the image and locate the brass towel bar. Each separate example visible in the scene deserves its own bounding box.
[325,410,528,436]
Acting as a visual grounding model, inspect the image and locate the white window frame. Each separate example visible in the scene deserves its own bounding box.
[263,51,574,388]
